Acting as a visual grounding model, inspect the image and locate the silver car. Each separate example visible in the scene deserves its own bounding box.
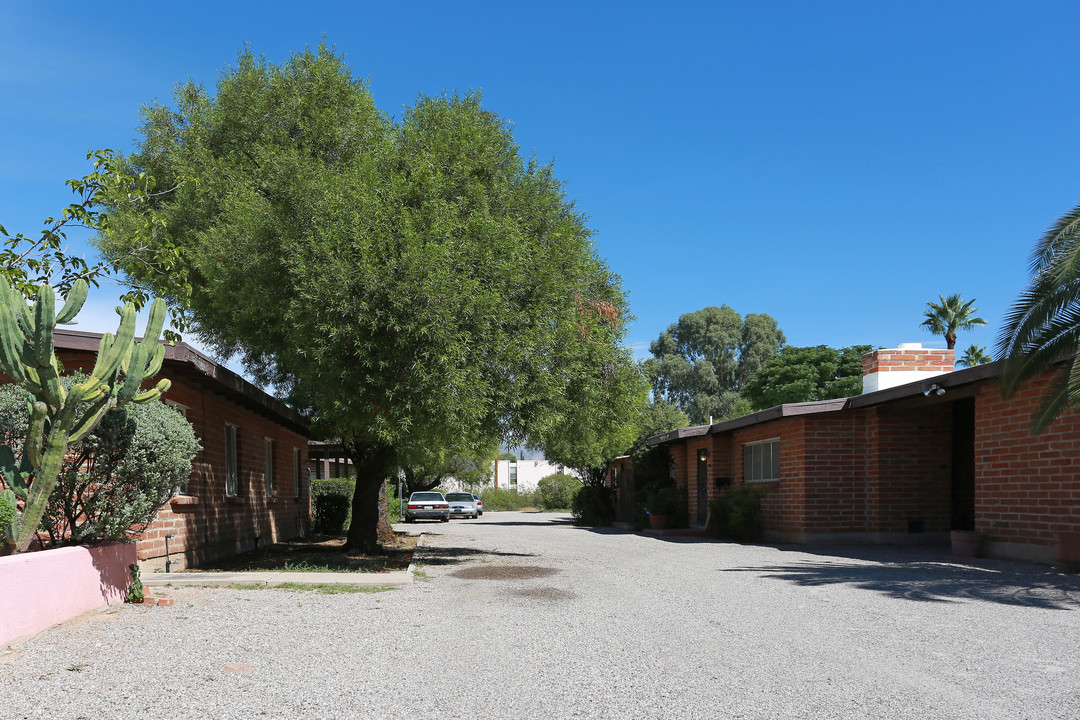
[405,492,450,523]
[445,492,479,519]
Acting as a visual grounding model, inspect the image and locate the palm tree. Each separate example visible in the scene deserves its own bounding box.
[957,344,993,368]
[998,202,1080,434]
[920,294,987,350]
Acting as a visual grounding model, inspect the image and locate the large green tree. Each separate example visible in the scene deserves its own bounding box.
[98,44,637,551]
[920,294,987,350]
[999,202,1080,433]
[642,305,784,423]
[741,345,873,410]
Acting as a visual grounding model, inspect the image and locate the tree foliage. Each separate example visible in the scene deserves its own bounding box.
[401,442,496,495]
[643,305,785,423]
[920,294,987,350]
[0,150,190,341]
[98,44,639,551]
[957,344,993,368]
[998,201,1080,433]
[741,345,873,410]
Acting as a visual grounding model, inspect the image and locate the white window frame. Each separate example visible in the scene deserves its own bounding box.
[225,424,239,497]
[293,448,302,498]
[264,437,275,497]
[509,462,518,486]
[743,438,780,483]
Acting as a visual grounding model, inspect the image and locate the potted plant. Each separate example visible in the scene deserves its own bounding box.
[950,529,987,558]
[1053,530,1080,570]
[645,484,683,530]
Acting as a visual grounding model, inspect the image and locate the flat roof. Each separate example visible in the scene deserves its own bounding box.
[54,328,308,436]
[646,360,1007,447]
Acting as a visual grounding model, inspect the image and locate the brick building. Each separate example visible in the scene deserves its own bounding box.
[645,344,1080,563]
[52,329,310,571]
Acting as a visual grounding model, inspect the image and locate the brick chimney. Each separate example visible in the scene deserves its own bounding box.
[861,343,955,394]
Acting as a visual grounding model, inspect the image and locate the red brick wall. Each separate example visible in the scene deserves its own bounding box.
[56,350,309,569]
[802,413,861,533]
[975,371,1080,550]
[731,418,805,535]
[866,405,952,534]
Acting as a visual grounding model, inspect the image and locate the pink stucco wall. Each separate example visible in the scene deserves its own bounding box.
[0,543,138,647]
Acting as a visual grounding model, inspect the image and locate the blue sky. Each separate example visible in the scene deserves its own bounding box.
[3,1,1079,367]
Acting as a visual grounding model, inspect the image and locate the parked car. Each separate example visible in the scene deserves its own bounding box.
[405,492,450,523]
[472,494,484,516]
[445,492,479,519]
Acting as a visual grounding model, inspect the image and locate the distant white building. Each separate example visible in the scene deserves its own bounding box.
[493,458,571,493]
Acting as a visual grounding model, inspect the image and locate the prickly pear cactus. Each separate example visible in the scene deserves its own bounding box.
[0,277,171,554]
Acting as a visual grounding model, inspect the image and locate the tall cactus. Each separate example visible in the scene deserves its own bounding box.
[0,277,171,555]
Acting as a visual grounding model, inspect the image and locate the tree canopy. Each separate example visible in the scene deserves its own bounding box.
[98,44,640,550]
[920,294,987,350]
[999,201,1080,433]
[642,305,784,423]
[957,344,993,368]
[741,345,873,410]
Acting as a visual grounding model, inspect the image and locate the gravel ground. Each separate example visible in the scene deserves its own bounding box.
[3,512,1080,719]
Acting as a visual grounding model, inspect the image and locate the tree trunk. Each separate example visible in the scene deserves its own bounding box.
[946,333,957,350]
[342,442,396,554]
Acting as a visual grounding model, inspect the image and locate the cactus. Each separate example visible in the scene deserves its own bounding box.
[0,278,171,555]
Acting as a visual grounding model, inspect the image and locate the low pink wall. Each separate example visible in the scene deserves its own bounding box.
[0,543,138,647]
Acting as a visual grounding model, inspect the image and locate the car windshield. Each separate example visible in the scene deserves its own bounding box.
[411,493,444,501]
[446,493,473,501]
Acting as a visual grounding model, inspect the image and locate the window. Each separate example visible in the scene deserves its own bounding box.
[293,448,302,498]
[225,424,239,496]
[743,439,780,483]
[509,463,518,486]
[264,438,275,497]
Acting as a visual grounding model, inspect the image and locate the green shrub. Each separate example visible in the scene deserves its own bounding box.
[480,487,536,511]
[311,478,355,533]
[387,495,403,522]
[0,378,201,546]
[709,486,768,542]
[572,484,615,527]
[536,473,581,511]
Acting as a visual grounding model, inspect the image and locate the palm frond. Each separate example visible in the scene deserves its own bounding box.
[1031,201,1080,277]
[1029,364,1076,435]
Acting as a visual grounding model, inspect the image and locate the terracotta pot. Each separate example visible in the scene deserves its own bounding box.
[950,530,987,558]
[649,514,669,530]
[1053,531,1080,567]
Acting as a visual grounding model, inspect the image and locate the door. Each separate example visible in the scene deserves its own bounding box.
[697,449,708,526]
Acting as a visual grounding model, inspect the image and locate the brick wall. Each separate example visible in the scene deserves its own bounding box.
[731,418,805,536]
[866,405,952,534]
[974,371,1080,553]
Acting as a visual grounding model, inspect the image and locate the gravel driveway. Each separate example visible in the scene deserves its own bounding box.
[3,512,1079,719]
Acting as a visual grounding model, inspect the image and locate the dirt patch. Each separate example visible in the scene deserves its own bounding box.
[450,565,557,581]
[514,586,576,601]
[186,533,417,573]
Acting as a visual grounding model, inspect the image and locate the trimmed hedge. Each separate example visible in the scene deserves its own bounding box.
[311,478,355,534]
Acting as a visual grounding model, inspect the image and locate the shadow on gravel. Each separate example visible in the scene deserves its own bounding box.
[477,519,577,527]
[414,544,537,567]
[722,547,1080,609]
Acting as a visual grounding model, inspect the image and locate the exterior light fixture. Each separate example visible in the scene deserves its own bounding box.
[923,383,946,397]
